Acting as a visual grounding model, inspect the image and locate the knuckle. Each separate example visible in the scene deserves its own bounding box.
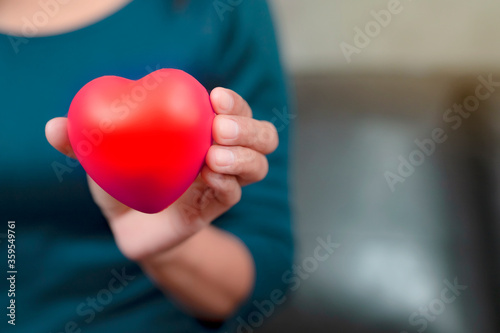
[232,147,252,174]
[212,173,241,206]
[233,147,269,182]
[193,186,214,212]
[231,158,244,175]
[177,183,214,224]
[259,121,279,153]
[241,147,256,163]
[247,121,259,146]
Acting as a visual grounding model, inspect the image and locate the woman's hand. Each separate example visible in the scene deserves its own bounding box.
[45,87,278,262]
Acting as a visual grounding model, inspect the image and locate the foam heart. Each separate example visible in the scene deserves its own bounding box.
[67,69,214,214]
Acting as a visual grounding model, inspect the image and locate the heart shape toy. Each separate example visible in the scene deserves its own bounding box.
[67,69,214,214]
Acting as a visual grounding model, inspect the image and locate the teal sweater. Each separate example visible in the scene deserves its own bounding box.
[0,1,293,332]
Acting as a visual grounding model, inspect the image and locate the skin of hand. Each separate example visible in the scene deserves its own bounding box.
[45,87,279,319]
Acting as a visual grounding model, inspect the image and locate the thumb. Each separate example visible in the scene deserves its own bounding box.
[45,117,76,159]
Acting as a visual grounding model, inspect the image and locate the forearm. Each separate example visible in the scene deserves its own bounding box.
[139,225,255,320]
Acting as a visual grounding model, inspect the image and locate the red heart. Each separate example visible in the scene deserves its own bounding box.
[67,69,214,214]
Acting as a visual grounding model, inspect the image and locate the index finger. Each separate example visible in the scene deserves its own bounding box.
[210,88,253,118]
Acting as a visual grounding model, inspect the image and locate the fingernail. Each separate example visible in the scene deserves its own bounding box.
[217,89,233,113]
[218,118,239,139]
[215,148,234,166]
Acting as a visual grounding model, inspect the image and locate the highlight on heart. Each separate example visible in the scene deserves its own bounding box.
[67,68,171,159]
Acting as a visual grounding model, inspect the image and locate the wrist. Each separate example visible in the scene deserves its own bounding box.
[106,206,201,262]
[137,224,208,268]
[138,239,185,268]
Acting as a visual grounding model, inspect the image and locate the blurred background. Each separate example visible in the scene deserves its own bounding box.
[258,1,500,332]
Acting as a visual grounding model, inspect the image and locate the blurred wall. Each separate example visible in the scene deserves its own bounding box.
[256,2,500,333]
[270,0,500,75]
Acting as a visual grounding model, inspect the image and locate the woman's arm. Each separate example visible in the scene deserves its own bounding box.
[140,225,254,320]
